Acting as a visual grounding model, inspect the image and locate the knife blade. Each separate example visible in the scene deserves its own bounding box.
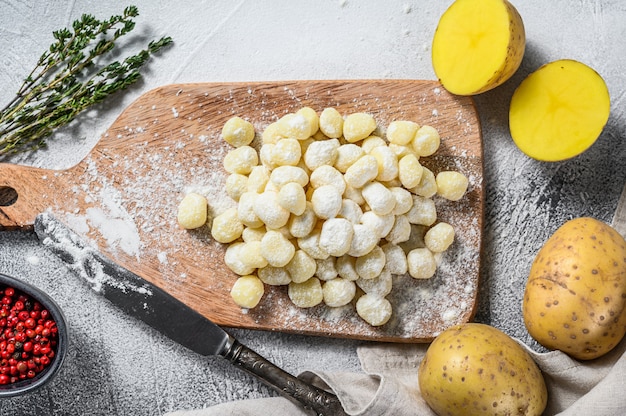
[34,212,347,416]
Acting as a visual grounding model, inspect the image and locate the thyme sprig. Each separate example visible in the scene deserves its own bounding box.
[0,5,172,159]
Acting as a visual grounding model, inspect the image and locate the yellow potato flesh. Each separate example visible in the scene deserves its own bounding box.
[418,323,547,416]
[432,0,525,95]
[510,60,610,161]
[523,217,626,360]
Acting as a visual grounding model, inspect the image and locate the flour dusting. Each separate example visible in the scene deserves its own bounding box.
[35,81,482,342]
[35,212,152,297]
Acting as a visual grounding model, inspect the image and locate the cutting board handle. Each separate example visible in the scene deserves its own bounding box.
[0,163,61,230]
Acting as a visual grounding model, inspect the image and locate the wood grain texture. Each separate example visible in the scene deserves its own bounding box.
[0,80,483,342]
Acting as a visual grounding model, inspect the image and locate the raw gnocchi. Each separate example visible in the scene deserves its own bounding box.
[178,110,469,326]
[221,116,255,147]
[230,275,264,308]
[323,278,356,307]
[356,293,393,326]
[177,193,208,229]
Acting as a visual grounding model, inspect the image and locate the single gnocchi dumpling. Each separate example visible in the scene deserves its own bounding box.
[261,121,283,144]
[407,247,437,279]
[288,202,318,238]
[222,116,255,147]
[361,181,396,216]
[412,125,440,157]
[225,173,248,201]
[336,255,360,281]
[360,211,395,239]
[211,207,243,243]
[398,154,423,189]
[436,171,469,201]
[381,243,408,275]
[319,218,354,257]
[338,198,363,224]
[387,120,419,145]
[315,257,338,281]
[237,241,268,269]
[344,155,378,188]
[286,250,317,283]
[356,293,392,326]
[288,278,324,308]
[237,192,264,228]
[241,226,266,243]
[343,113,377,143]
[370,146,399,182]
[311,185,342,219]
[247,166,270,193]
[334,143,365,173]
[361,136,386,154]
[271,138,302,167]
[296,107,320,137]
[258,265,292,286]
[304,138,340,170]
[390,187,413,216]
[309,165,346,194]
[386,215,411,245]
[355,246,386,280]
[356,267,393,297]
[348,224,379,257]
[343,184,364,206]
[319,107,343,138]
[410,166,437,198]
[230,275,264,308]
[223,145,258,175]
[253,191,290,229]
[276,112,314,140]
[177,192,208,229]
[406,195,437,226]
[278,182,307,215]
[224,242,255,276]
[260,230,295,267]
[297,229,330,260]
[269,165,309,188]
[424,222,455,252]
[323,278,356,307]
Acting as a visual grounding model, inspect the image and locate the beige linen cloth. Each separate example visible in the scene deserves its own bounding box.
[168,184,626,416]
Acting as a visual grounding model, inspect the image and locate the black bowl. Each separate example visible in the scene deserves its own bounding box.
[0,273,68,397]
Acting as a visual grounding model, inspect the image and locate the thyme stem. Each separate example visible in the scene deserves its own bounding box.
[0,5,172,158]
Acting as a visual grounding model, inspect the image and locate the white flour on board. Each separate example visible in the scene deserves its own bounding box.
[62,159,142,259]
[35,212,152,297]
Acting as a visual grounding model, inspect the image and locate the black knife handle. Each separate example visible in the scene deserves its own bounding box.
[222,338,348,416]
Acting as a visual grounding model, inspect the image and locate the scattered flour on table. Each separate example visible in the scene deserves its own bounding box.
[25,255,40,265]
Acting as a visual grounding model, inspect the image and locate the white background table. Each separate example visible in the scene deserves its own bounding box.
[1,1,625,414]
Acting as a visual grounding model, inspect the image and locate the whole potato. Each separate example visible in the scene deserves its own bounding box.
[523,217,626,360]
[418,323,547,416]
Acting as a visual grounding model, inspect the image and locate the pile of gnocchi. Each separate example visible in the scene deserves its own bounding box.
[177,107,469,326]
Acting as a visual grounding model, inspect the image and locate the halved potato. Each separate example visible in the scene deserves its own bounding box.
[509,60,610,161]
[432,0,525,95]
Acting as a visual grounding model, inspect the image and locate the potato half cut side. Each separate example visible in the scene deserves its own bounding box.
[432,0,525,95]
[509,59,610,161]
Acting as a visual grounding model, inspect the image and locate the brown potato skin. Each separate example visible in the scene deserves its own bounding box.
[418,323,547,416]
[523,217,626,360]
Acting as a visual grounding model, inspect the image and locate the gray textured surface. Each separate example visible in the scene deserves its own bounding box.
[0,1,625,415]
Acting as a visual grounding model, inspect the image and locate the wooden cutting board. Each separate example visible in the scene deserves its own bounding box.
[0,80,483,343]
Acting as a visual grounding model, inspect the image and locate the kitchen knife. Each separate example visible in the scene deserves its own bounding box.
[33,212,347,416]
